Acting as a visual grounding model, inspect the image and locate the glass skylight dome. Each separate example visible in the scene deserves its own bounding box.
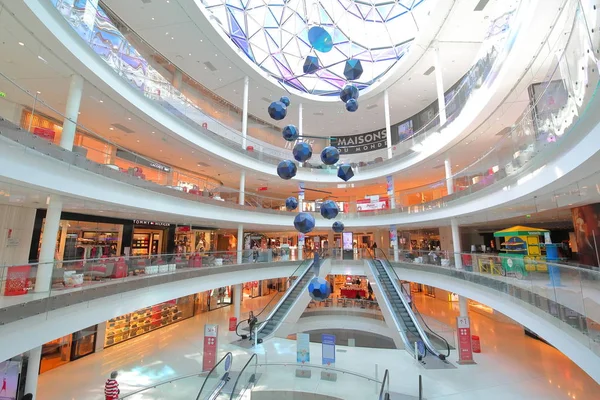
[199,0,432,97]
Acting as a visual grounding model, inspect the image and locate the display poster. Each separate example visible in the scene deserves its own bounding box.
[321,334,336,366]
[386,176,394,195]
[357,197,389,212]
[4,265,31,296]
[298,233,305,246]
[456,317,474,363]
[396,119,414,142]
[298,182,305,202]
[0,360,21,400]
[342,232,353,251]
[202,324,219,371]
[571,204,600,267]
[296,333,310,364]
[389,225,397,244]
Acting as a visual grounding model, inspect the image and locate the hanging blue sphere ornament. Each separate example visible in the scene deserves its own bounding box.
[332,221,345,233]
[320,146,340,165]
[337,164,354,181]
[320,200,339,219]
[303,56,320,74]
[308,26,333,53]
[268,101,287,120]
[308,276,331,301]
[344,59,364,80]
[340,84,359,103]
[294,212,316,234]
[285,196,298,211]
[282,125,299,141]
[293,142,313,162]
[280,96,291,107]
[345,99,359,112]
[277,160,297,180]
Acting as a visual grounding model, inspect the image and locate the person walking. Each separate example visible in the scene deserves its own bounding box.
[248,311,258,342]
[104,371,120,400]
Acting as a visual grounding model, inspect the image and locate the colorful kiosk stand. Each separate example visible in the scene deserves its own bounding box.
[494,226,549,278]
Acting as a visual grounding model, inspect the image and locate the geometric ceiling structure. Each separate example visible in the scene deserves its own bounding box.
[199,0,433,97]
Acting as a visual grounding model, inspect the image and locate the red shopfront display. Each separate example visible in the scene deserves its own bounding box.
[33,127,56,142]
[456,316,475,364]
[4,265,31,296]
[340,288,366,298]
[202,324,219,371]
[356,196,389,212]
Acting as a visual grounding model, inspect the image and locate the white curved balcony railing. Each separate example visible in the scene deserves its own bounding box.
[1,0,597,224]
[45,0,535,176]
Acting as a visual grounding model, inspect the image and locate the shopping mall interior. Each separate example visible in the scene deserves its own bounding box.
[0,0,599,399]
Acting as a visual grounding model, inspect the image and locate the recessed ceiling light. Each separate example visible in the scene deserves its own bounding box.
[109,127,114,131]
[152,131,155,134]
[152,17,155,20]
[37,55,48,63]
[36,91,41,94]
[189,53,192,56]
[128,117,131,120]
[136,140,140,143]
[99,100,104,103]
[18,42,24,46]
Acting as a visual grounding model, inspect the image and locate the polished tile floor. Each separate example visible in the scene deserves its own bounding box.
[35,291,600,399]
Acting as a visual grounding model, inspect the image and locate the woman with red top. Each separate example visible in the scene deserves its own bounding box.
[104,371,120,400]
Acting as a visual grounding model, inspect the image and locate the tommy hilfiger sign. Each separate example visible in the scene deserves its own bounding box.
[133,220,171,227]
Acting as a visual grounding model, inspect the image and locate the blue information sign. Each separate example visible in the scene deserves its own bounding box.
[322,334,336,366]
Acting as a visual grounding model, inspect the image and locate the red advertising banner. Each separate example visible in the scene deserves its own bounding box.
[456,316,475,364]
[202,324,219,371]
[356,196,389,212]
[33,127,56,141]
[4,265,31,296]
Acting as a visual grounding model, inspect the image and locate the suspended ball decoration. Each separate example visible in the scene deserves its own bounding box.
[307,26,333,53]
[277,160,297,180]
[303,56,320,74]
[285,196,298,211]
[340,84,359,103]
[294,212,316,234]
[320,146,340,165]
[332,221,345,233]
[320,200,339,219]
[282,125,299,142]
[268,101,287,120]
[345,99,359,112]
[307,276,331,301]
[293,142,313,162]
[337,164,354,181]
[280,96,291,107]
[344,59,364,81]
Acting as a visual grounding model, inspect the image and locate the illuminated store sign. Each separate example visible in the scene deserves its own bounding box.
[133,220,171,227]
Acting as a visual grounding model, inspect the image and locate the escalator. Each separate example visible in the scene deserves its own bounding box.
[368,250,450,365]
[236,257,319,343]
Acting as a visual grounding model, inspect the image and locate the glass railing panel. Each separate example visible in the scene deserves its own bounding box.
[196,352,233,399]
[229,354,258,400]
[119,374,208,399]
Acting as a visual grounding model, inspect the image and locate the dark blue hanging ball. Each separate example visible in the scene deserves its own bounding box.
[340,84,359,103]
[282,125,299,141]
[285,196,298,211]
[337,164,354,181]
[268,101,287,120]
[308,276,331,301]
[308,26,333,53]
[320,200,339,220]
[294,212,316,234]
[320,146,340,165]
[345,98,359,112]
[277,160,297,180]
[280,96,291,107]
[293,142,313,162]
[332,221,345,233]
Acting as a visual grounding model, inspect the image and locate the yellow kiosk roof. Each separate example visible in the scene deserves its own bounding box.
[493,225,550,237]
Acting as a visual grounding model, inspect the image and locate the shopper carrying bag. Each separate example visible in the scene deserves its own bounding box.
[104,371,120,400]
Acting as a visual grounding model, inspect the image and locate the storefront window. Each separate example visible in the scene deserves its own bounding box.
[71,325,97,361]
[208,286,232,310]
[40,335,72,374]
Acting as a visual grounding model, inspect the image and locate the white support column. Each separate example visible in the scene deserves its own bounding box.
[172,69,183,91]
[239,171,246,206]
[459,295,469,317]
[298,103,303,138]
[237,224,243,264]
[36,195,62,292]
[60,74,84,151]
[384,90,392,159]
[242,76,249,150]
[451,218,463,269]
[234,283,242,321]
[433,46,446,126]
[24,346,42,398]
[298,234,304,261]
[95,322,107,353]
[444,158,454,195]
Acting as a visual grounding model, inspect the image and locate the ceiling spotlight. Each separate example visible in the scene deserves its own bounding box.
[109,127,114,130]
[99,100,104,103]
[18,42,24,46]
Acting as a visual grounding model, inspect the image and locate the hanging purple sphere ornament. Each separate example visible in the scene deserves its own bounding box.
[320,146,340,165]
[308,276,331,301]
[345,99,359,112]
[332,221,345,233]
[285,196,298,211]
[320,200,339,220]
[308,26,333,53]
[280,96,291,107]
[337,164,354,181]
[294,212,316,234]
[277,160,297,180]
[282,125,299,141]
[293,142,313,162]
[303,56,319,74]
[268,101,287,120]
[340,84,359,103]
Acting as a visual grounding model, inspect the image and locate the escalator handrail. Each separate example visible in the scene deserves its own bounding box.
[379,369,390,400]
[369,249,445,359]
[195,351,234,400]
[229,353,258,400]
[119,373,208,398]
[375,249,451,358]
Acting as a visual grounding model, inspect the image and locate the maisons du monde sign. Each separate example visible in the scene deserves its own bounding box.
[332,129,388,154]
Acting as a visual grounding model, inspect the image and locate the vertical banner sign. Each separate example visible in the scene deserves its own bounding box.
[298,182,305,210]
[389,225,397,244]
[202,324,219,371]
[299,233,305,246]
[386,175,393,196]
[456,317,474,364]
[321,334,336,367]
[296,333,310,364]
